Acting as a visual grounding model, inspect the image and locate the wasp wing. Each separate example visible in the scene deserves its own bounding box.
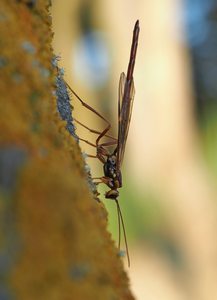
[116,72,135,170]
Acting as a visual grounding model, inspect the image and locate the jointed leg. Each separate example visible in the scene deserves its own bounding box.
[79,138,96,148]
[66,81,110,125]
[93,181,104,186]
[92,177,104,185]
[79,136,117,149]
[86,154,97,158]
[100,140,118,147]
[96,123,111,148]
[65,81,116,150]
[74,118,117,141]
[79,136,117,161]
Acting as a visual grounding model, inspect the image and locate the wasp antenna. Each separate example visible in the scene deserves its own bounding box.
[115,199,130,267]
[115,200,121,250]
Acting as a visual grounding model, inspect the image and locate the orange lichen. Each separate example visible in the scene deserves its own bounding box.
[0,1,135,299]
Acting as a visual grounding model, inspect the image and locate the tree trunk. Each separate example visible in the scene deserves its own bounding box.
[0,1,134,299]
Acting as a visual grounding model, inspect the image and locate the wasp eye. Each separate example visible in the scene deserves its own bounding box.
[109,156,116,165]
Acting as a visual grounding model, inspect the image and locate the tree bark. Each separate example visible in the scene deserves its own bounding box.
[0,2,134,299]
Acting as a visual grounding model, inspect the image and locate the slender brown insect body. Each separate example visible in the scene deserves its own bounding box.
[103,20,139,198]
[66,20,139,267]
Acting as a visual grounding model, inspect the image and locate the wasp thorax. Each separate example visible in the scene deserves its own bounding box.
[103,155,117,179]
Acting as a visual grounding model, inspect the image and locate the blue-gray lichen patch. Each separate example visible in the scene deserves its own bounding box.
[21,41,36,55]
[0,147,27,193]
[55,64,78,140]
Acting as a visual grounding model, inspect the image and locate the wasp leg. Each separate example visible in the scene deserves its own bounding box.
[74,118,117,141]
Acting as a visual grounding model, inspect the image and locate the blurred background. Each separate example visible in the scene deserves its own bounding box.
[51,0,217,299]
